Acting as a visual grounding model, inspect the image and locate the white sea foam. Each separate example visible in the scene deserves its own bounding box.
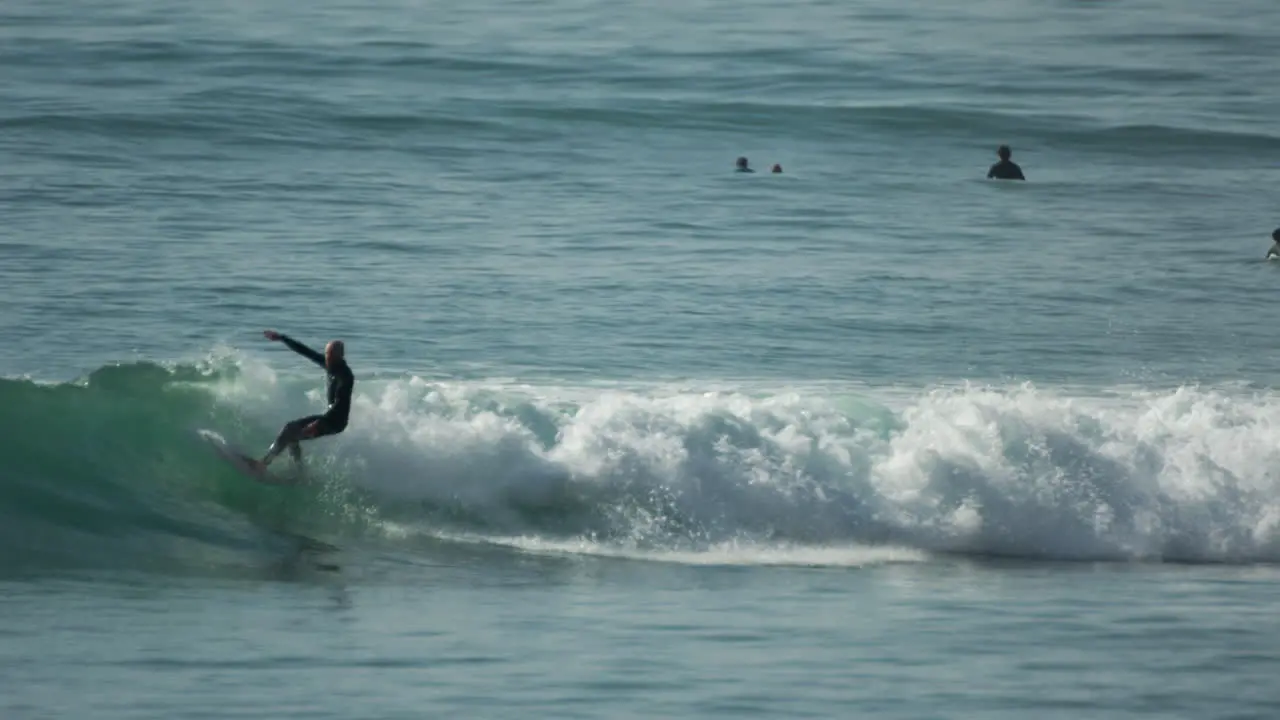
[210,354,1280,564]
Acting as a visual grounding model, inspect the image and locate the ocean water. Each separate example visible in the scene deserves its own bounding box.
[4,0,1280,717]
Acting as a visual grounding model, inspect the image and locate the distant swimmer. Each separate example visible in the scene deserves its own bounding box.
[735,156,754,173]
[255,330,354,470]
[771,163,783,174]
[987,145,1026,181]
[1267,228,1280,259]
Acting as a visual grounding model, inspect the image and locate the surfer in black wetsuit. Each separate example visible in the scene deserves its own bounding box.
[257,330,354,469]
[987,145,1026,181]
[1266,228,1280,259]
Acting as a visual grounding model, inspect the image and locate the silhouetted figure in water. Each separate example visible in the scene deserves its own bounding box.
[735,156,754,173]
[987,145,1026,181]
[771,163,783,174]
[1266,228,1280,259]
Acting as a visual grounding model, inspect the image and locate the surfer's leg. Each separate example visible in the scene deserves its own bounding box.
[262,415,323,466]
[290,417,340,465]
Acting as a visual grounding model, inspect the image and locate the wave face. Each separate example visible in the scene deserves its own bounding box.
[4,356,1280,575]
[0,360,379,576]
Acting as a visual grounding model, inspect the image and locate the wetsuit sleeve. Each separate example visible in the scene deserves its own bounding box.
[278,335,326,367]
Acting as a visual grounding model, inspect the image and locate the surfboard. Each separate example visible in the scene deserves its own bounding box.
[197,429,291,485]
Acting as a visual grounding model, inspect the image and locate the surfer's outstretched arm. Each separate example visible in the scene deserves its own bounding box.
[263,330,325,367]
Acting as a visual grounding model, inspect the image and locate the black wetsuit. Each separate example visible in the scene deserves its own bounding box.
[987,159,1025,180]
[270,335,354,461]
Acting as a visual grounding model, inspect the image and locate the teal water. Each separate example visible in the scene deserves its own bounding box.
[4,0,1280,717]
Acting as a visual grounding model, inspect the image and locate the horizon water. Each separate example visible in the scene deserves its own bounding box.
[3,0,1280,718]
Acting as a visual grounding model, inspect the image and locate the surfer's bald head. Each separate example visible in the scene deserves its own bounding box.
[325,340,345,367]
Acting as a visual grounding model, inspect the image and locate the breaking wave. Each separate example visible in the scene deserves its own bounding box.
[4,352,1280,576]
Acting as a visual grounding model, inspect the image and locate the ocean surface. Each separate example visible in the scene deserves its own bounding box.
[4,0,1280,717]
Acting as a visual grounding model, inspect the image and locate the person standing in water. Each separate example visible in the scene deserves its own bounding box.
[987,145,1026,180]
[1267,228,1280,259]
[256,330,354,469]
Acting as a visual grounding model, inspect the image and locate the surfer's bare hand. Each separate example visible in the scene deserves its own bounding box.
[263,330,281,341]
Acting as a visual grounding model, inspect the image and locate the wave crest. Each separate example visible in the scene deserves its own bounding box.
[4,356,1280,574]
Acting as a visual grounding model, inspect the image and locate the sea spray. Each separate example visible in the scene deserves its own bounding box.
[220,356,1280,563]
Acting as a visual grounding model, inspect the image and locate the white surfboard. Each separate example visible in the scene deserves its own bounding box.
[197,429,292,485]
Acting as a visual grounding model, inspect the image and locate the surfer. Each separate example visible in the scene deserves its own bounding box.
[256,330,354,469]
[1266,228,1280,259]
[987,145,1026,181]
[735,156,754,173]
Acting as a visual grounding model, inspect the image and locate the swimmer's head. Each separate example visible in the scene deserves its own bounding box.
[1273,227,1280,243]
[736,156,750,170]
[997,145,1012,160]
[325,340,345,368]
[771,164,782,173]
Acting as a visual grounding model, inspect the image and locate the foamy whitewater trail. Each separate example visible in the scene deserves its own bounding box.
[209,353,1280,565]
[437,534,928,568]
